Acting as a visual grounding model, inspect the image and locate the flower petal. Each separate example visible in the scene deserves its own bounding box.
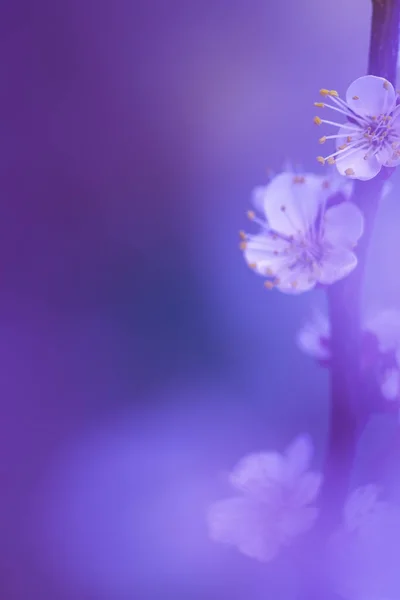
[345,75,396,117]
[251,186,269,213]
[326,167,354,200]
[263,172,324,237]
[279,506,319,539]
[324,201,364,248]
[365,309,400,352]
[229,452,286,496]
[296,312,331,360]
[293,472,323,505]
[208,497,280,562]
[381,368,400,401]
[335,143,381,181]
[243,233,290,276]
[284,434,313,480]
[275,270,317,294]
[318,248,358,285]
[344,484,382,532]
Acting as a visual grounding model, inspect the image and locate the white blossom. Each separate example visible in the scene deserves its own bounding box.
[366,310,400,403]
[241,172,364,294]
[208,435,322,562]
[329,485,400,600]
[296,310,330,361]
[314,75,400,180]
[297,309,400,403]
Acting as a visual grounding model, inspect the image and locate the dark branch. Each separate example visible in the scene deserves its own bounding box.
[320,0,400,531]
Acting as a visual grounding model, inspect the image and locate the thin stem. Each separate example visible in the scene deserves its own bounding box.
[320,0,400,530]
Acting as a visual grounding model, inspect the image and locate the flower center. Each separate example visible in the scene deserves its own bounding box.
[313,86,400,175]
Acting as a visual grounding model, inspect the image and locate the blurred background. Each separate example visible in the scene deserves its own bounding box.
[1,1,400,598]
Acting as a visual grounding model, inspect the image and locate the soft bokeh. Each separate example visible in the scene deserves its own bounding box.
[2,1,400,599]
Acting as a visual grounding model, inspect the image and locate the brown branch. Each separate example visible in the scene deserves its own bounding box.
[320,0,400,531]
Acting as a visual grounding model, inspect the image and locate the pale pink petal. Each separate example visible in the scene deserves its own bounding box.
[382,180,393,198]
[335,145,381,181]
[229,452,286,496]
[208,497,280,562]
[296,325,330,360]
[263,172,323,237]
[383,152,400,167]
[344,485,382,532]
[365,309,400,352]
[275,264,317,294]
[243,233,290,276]
[296,311,331,360]
[318,248,358,285]
[345,75,396,117]
[279,506,319,539]
[326,167,354,199]
[292,472,323,505]
[324,201,364,248]
[251,186,269,213]
[376,144,396,165]
[284,434,313,480]
[381,369,400,401]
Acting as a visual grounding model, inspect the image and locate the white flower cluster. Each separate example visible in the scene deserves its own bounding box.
[314,76,400,180]
[208,435,400,600]
[240,171,364,293]
[297,309,400,405]
[208,435,322,562]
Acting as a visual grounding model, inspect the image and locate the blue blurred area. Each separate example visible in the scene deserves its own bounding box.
[1,1,400,599]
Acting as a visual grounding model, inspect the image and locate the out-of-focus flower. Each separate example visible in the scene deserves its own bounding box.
[366,310,400,405]
[296,310,330,362]
[329,485,400,600]
[297,309,400,404]
[241,172,364,294]
[313,75,400,181]
[208,435,322,562]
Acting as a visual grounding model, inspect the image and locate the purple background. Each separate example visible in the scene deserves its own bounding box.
[1,1,400,599]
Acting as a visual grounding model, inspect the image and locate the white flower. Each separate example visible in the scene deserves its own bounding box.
[296,310,330,361]
[207,435,322,562]
[297,308,400,403]
[366,310,400,403]
[314,75,400,181]
[241,172,364,294]
[329,485,400,600]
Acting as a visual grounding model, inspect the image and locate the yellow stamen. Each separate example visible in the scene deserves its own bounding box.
[329,90,339,97]
[265,267,274,275]
[264,281,274,290]
[338,143,348,151]
[327,157,336,165]
[316,156,325,165]
[239,231,247,240]
[314,102,324,108]
[383,80,390,90]
[313,116,322,125]
[345,168,355,176]
[247,210,255,220]
[346,136,352,142]
[248,263,257,269]
[352,95,359,100]
[319,136,327,144]
[319,89,330,97]
[239,241,247,250]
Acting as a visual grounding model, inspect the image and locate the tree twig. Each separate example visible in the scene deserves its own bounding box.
[320,0,400,531]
